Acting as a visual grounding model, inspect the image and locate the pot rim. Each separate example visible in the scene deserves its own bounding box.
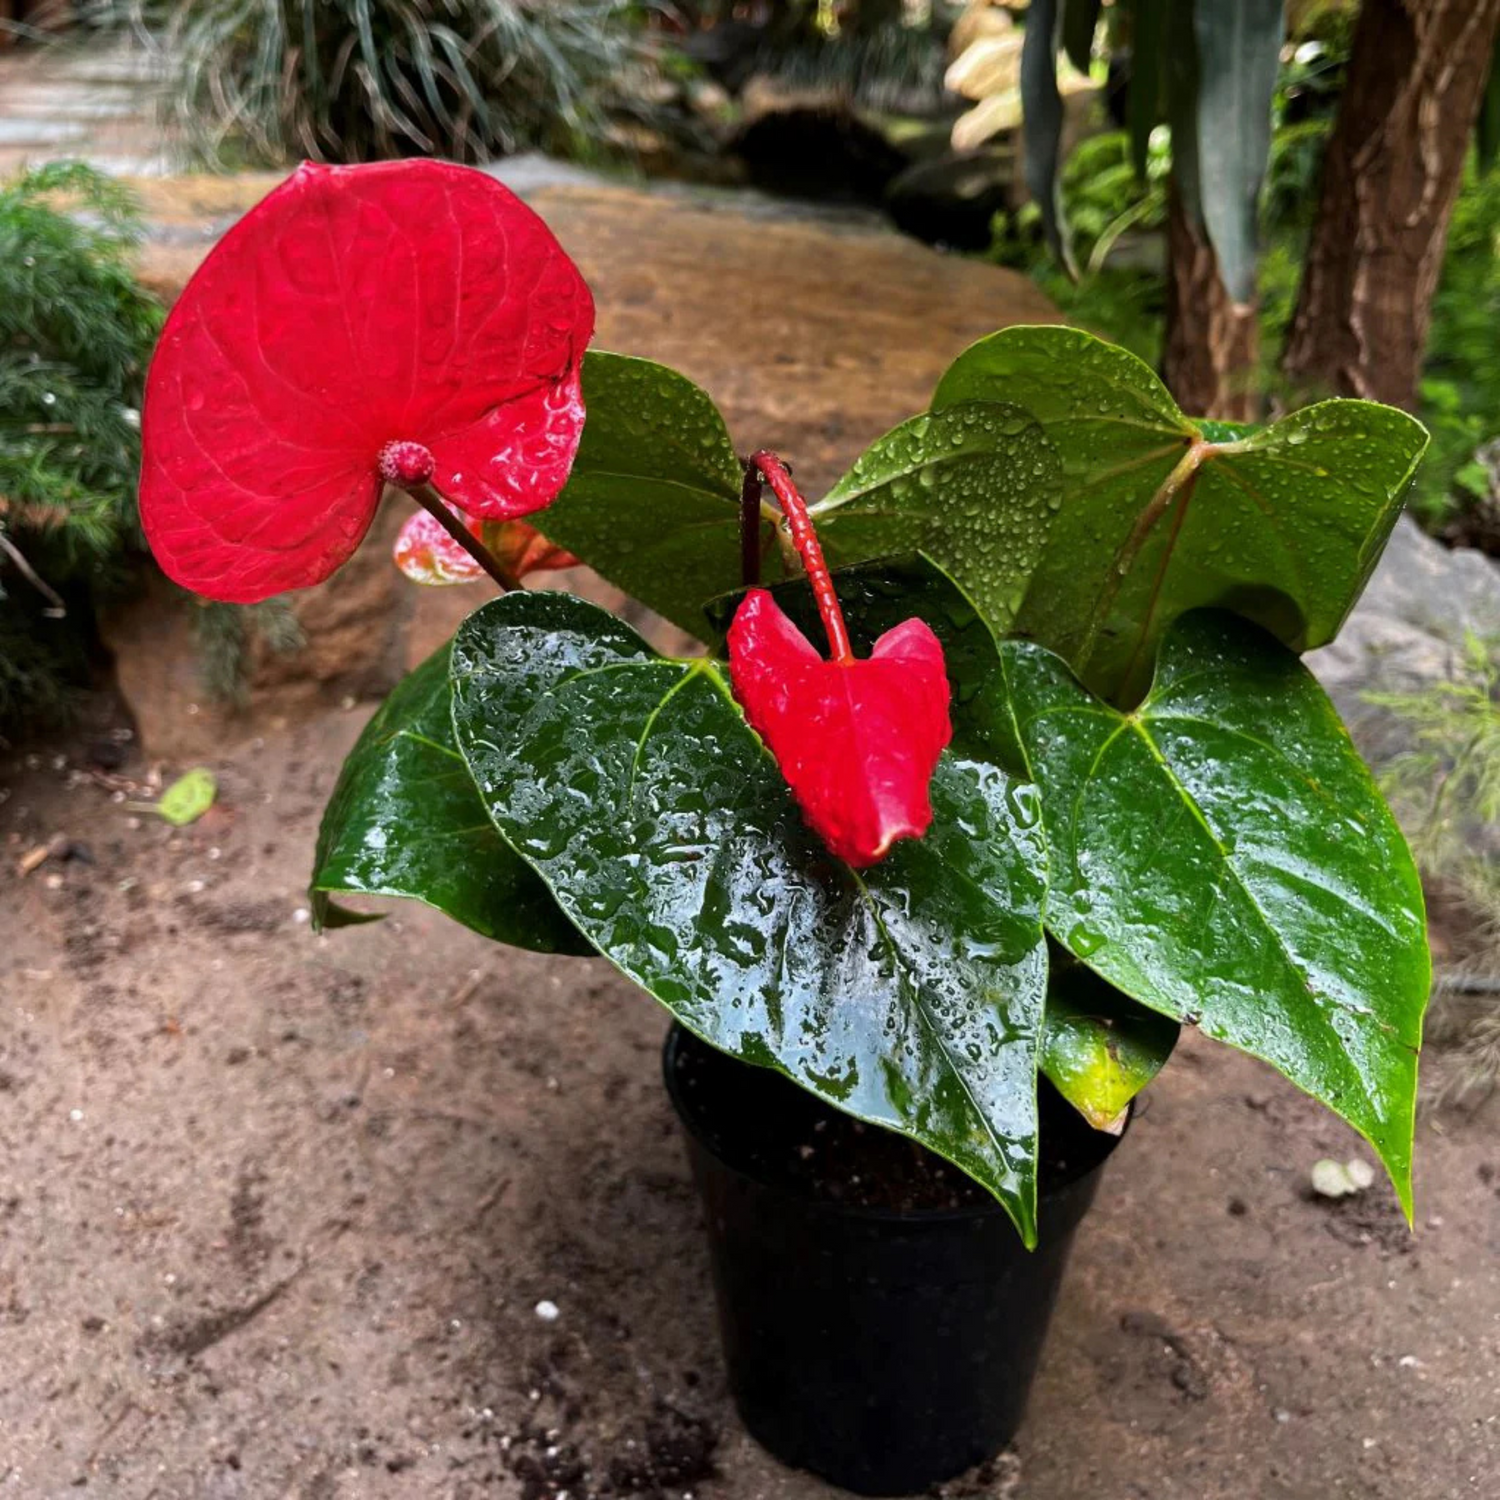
[661,1021,1129,1228]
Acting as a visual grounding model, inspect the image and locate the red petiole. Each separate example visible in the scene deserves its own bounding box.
[378,440,518,590]
[749,450,853,664]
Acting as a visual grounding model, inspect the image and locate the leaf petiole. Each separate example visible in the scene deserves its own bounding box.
[750,450,853,663]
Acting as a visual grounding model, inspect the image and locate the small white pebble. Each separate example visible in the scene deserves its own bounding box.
[449,1318,462,1332]
[535,1300,560,1323]
[1398,1354,1421,1368]
[1345,1158,1375,1190]
[208,847,222,861]
[186,879,205,894]
[292,907,310,924]
[68,1108,84,1123]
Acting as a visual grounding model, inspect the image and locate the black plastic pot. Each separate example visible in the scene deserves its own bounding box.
[663,1024,1127,1496]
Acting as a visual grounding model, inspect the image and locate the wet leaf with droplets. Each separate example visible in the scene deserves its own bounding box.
[934,326,1429,704]
[537,352,750,635]
[1003,610,1429,1213]
[450,590,1051,1242]
[810,402,1062,637]
[309,643,588,954]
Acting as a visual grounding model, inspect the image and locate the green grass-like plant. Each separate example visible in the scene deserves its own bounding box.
[130,0,653,166]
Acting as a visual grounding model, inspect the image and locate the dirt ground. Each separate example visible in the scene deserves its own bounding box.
[2,703,1498,1500]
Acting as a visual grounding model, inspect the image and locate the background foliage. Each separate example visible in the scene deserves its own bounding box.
[125,0,659,166]
[0,163,161,732]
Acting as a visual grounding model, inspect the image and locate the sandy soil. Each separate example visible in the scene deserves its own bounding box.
[2,706,1498,1500]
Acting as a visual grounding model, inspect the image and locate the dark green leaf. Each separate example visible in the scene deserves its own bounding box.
[450,591,1052,1242]
[1191,0,1283,303]
[310,643,590,955]
[1478,33,1500,174]
[1003,611,1429,1213]
[1126,0,1167,180]
[1020,0,1077,276]
[811,402,1063,640]
[934,325,1429,705]
[536,351,754,640]
[1041,956,1178,1128]
[1163,0,1202,227]
[1061,0,1102,75]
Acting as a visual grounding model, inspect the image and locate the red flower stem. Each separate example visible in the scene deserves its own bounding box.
[750,449,853,663]
[739,461,763,588]
[411,484,518,591]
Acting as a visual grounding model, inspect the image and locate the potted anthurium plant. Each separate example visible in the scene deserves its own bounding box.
[140,160,1432,1497]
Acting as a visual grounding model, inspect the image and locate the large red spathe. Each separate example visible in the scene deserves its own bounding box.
[141,160,594,603]
[729,589,952,868]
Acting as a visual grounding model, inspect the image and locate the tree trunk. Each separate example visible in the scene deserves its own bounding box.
[1161,185,1261,422]
[1281,0,1500,411]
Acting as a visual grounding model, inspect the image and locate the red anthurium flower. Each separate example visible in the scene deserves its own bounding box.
[141,159,594,604]
[392,504,578,588]
[728,453,952,868]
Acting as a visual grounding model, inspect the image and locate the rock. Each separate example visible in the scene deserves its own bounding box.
[1308,516,1500,760]
[103,497,414,761]
[886,146,1017,250]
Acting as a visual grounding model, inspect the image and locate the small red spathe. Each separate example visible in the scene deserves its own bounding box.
[728,588,952,868]
[140,160,594,603]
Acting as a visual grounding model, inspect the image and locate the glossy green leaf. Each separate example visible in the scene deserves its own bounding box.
[1041,957,1178,1128]
[810,403,1063,639]
[536,351,755,638]
[934,325,1429,705]
[310,643,590,955]
[1191,0,1283,304]
[1002,611,1429,1212]
[450,591,1052,1242]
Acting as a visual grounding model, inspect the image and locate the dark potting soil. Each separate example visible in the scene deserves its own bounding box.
[666,1026,1122,1214]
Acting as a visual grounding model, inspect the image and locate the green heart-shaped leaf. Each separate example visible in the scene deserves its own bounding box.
[450,590,1051,1241]
[537,351,753,637]
[935,326,1429,704]
[811,402,1063,637]
[1041,958,1179,1129]
[310,642,590,955]
[1002,610,1429,1211]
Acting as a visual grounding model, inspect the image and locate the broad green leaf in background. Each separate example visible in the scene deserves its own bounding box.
[1041,958,1179,1128]
[1191,0,1284,304]
[810,402,1063,639]
[310,643,590,955]
[1002,611,1429,1212]
[537,351,759,637]
[1061,0,1103,75]
[450,591,1052,1242]
[935,326,1429,705]
[1020,0,1076,276]
[1125,0,1167,179]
